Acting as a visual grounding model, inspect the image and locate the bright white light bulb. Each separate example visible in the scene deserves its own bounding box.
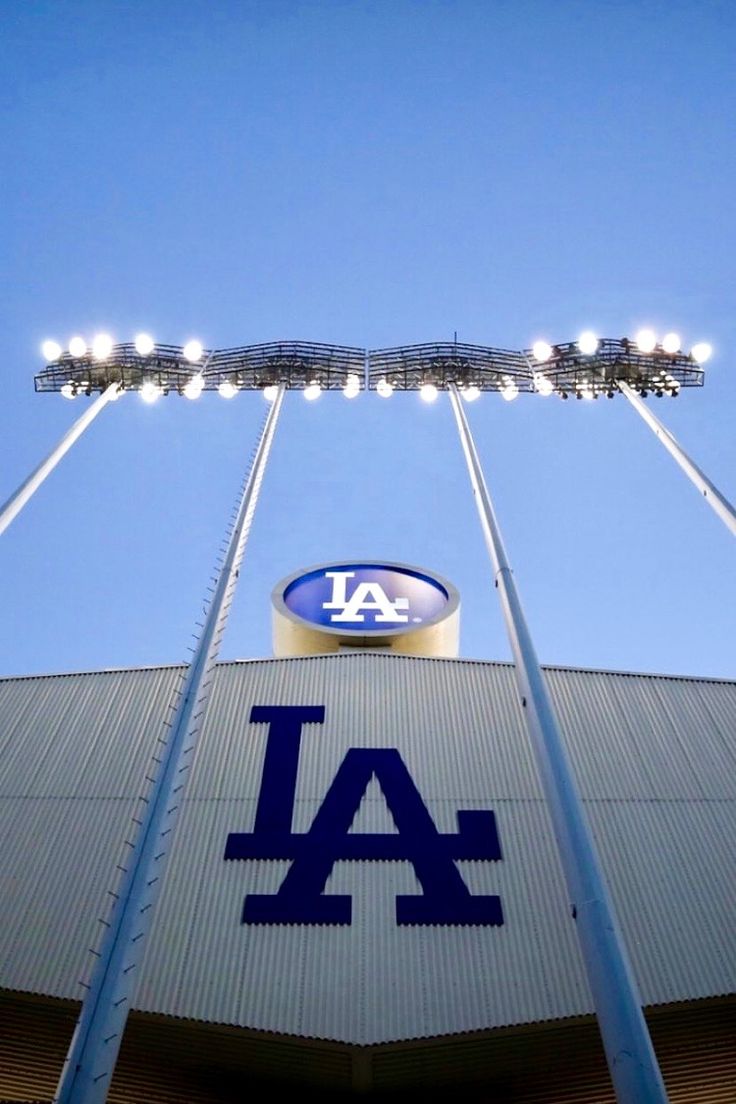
[183,374,204,399]
[183,340,203,363]
[69,336,87,357]
[376,378,393,398]
[532,340,552,363]
[218,381,237,399]
[304,381,321,401]
[134,333,155,356]
[420,383,438,403]
[635,328,657,354]
[662,332,681,354]
[42,340,62,361]
[501,382,519,402]
[343,373,361,399]
[691,342,712,364]
[60,382,76,399]
[462,385,481,402]
[109,384,123,401]
[581,386,595,400]
[577,331,598,356]
[535,373,554,396]
[140,381,161,404]
[263,384,279,402]
[92,333,114,360]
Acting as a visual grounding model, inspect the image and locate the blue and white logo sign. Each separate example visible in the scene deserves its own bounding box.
[278,562,454,636]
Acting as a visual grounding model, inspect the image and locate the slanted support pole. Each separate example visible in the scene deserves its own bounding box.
[447,384,669,1104]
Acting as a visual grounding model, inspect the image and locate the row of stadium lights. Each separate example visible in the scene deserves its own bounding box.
[41,329,713,405]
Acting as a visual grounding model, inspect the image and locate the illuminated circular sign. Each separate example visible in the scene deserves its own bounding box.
[274,561,458,638]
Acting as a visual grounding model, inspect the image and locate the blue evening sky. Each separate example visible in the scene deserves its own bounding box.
[1,0,734,680]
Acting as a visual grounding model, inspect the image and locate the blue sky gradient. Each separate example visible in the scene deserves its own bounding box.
[1,0,734,678]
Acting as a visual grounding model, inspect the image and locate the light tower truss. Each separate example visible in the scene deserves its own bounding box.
[368,342,533,393]
[527,337,704,399]
[34,341,366,396]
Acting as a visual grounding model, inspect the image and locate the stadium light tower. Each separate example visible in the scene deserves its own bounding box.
[53,339,364,1104]
[527,334,735,538]
[368,344,669,1104]
[1,338,365,541]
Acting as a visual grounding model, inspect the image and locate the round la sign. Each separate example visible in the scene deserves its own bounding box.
[272,562,460,657]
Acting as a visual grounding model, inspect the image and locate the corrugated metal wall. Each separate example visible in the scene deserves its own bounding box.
[1,655,735,1047]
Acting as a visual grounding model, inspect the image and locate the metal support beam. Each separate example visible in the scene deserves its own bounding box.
[618,380,736,538]
[0,384,120,537]
[55,386,286,1104]
[447,384,669,1104]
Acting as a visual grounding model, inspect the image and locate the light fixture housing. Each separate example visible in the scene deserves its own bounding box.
[92,333,114,361]
[134,333,155,356]
[577,331,599,356]
[68,337,88,358]
[140,381,162,404]
[183,340,203,364]
[42,340,62,362]
[634,329,657,354]
[532,340,553,363]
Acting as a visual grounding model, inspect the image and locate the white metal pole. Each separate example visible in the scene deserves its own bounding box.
[618,380,736,538]
[0,384,121,537]
[447,385,669,1104]
[55,385,286,1104]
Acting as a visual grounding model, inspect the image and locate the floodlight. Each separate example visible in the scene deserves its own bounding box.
[134,333,155,356]
[420,383,438,403]
[634,329,657,354]
[69,337,87,358]
[462,385,481,402]
[218,381,238,399]
[60,383,76,400]
[140,381,162,404]
[662,332,681,354]
[304,381,321,401]
[183,375,204,400]
[534,373,554,397]
[42,340,61,362]
[532,340,553,363]
[501,382,519,402]
[577,331,599,356]
[376,378,393,398]
[691,342,712,364]
[92,333,114,361]
[263,384,279,402]
[343,373,361,399]
[183,340,203,363]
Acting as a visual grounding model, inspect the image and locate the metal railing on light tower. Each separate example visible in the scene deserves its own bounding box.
[49,338,365,1104]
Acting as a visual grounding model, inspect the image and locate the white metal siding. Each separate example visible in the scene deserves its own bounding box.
[1,655,734,1043]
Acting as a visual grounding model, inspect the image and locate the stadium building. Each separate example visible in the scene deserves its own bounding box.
[1,573,734,1102]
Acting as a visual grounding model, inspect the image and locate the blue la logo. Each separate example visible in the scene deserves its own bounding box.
[224,706,503,926]
[280,563,451,635]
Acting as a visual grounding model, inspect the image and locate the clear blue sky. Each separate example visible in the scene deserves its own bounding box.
[1,0,734,679]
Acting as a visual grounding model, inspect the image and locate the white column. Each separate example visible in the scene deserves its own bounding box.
[618,380,736,538]
[55,386,286,1104]
[0,384,122,537]
[448,384,669,1104]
